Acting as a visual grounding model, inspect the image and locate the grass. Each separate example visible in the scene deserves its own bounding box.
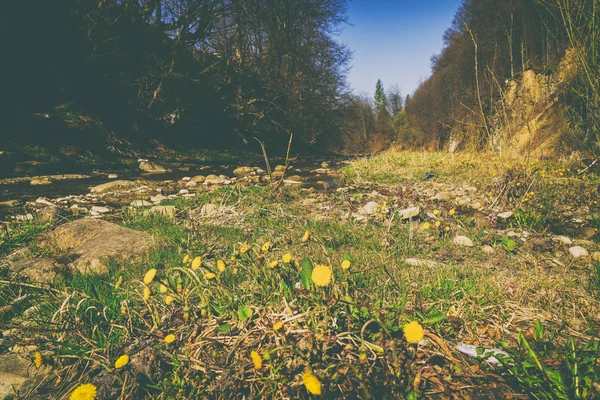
[2,151,600,398]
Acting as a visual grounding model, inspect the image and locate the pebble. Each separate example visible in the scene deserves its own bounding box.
[569,246,589,258]
[453,236,474,247]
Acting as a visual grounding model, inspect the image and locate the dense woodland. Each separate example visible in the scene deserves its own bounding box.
[404,0,600,153]
[1,0,599,155]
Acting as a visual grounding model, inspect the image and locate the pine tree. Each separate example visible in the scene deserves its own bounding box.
[374,79,387,113]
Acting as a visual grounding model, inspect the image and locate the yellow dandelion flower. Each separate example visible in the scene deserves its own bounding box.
[143,286,151,300]
[34,352,42,368]
[302,230,310,243]
[143,269,157,285]
[183,255,191,264]
[433,209,440,216]
[445,226,450,231]
[282,253,293,263]
[422,222,430,230]
[165,295,174,305]
[233,267,239,276]
[341,260,351,270]
[302,370,322,395]
[217,259,226,272]
[251,350,263,370]
[403,321,424,344]
[114,354,129,369]
[240,245,250,254]
[120,304,126,315]
[159,284,168,293]
[269,260,279,268]
[273,321,284,331]
[262,241,272,252]
[191,257,202,270]
[312,265,332,287]
[449,209,456,216]
[164,334,175,344]
[70,383,97,400]
[114,275,123,289]
[435,220,441,227]
[204,272,216,280]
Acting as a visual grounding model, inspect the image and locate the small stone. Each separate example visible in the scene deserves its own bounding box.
[182,176,191,181]
[130,200,152,207]
[399,206,420,220]
[30,177,51,185]
[185,180,198,187]
[453,236,474,247]
[35,198,54,206]
[569,246,589,258]
[91,206,110,214]
[200,203,218,216]
[434,192,452,201]
[482,245,495,254]
[233,166,254,177]
[191,175,206,183]
[321,161,329,168]
[557,236,572,245]
[204,174,226,185]
[358,201,379,216]
[498,211,513,219]
[404,258,441,267]
[178,189,189,194]
[146,206,177,218]
[108,174,118,179]
[150,194,168,203]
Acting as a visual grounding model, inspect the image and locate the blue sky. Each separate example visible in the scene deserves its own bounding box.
[338,0,462,97]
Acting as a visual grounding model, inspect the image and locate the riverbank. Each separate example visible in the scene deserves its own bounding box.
[1,150,599,398]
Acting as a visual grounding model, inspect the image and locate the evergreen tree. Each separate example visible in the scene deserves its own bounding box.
[374,79,387,113]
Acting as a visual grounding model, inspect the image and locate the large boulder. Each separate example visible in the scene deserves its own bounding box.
[139,161,168,173]
[48,219,153,275]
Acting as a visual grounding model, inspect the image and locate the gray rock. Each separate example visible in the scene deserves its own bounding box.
[399,206,420,220]
[108,173,118,179]
[150,194,168,203]
[204,174,226,185]
[233,166,254,177]
[139,161,168,173]
[569,246,589,258]
[404,258,442,267]
[557,236,573,245]
[482,245,495,254]
[358,201,379,216]
[498,211,514,219]
[191,175,206,183]
[48,218,153,275]
[7,257,62,282]
[453,236,474,247]
[91,206,110,214]
[90,180,135,194]
[146,206,177,218]
[434,192,452,201]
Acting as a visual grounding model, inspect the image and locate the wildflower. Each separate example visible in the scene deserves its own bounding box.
[262,241,272,252]
[302,370,322,395]
[217,259,226,272]
[434,220,441,227]
[114,276,123,289]
[311,265,332,287]
[34,352,42,368]
[302,230,310,243]
[433,209,441,216]
[403,321,424,344]
[114,354,129,369]
[191,257,202,270]
[233,267,239,276]
[143,286,151,300]
[164,334,175,344]
[449,209,456,216]
[159,284,168,293]
[183,255,191,264]
[282,253,293,263]
[204,272,216,280]
[143,269,157,285]
[273,321,284,331]
[341,260,351,270]
[269,260,279,268]
[251,350,263,370]
[422,222,430,230]
[165,295,174,305]
[70,383,97,400]
[120,304,126,315]
[240,244,250,254]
